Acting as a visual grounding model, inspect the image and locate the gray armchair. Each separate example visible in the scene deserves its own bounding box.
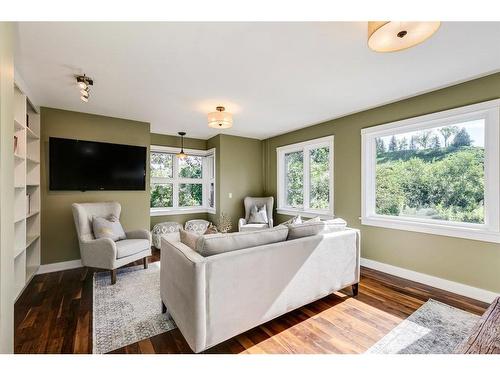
[238,196,274,232]
[72,202,152,284]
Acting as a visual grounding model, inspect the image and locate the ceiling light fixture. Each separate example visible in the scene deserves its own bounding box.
[76,74,94,102]
[176,132,187,159]
[208,106,233,129]
[368,21,441,52]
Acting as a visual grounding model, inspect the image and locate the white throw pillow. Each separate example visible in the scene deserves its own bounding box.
[248,205,269,224]
[92,215,126,241]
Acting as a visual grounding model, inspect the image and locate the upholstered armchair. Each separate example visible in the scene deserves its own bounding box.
[72,202,152,284]
[238,196,274,232]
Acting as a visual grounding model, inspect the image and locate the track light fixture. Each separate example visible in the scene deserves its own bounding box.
[76,74,94,102]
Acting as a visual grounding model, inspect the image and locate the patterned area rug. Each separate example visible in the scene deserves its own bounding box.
[93,262,176,354]
[367,299,479,354]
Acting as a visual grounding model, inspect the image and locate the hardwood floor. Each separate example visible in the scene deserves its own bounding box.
[14,250,488,354]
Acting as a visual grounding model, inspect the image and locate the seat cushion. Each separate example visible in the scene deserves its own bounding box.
[115,239,151,259]
[240,223,269,232]
[195,226,289,257]
[287,218,347,240]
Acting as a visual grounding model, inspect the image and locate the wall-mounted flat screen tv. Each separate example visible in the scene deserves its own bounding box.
[49,137,146,191]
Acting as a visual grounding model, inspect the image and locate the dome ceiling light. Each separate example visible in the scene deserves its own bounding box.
[368,22,441,52]
[208,106,233,129]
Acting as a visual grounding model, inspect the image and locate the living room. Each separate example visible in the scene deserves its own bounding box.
[0,1,499,373]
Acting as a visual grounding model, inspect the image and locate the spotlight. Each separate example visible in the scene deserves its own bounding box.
[76,74,94,103]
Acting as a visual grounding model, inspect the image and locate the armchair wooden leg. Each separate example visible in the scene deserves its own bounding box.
[143,257,148,269]
[161,301,167,314]
[111,269,117,285]
[352,282,359,297]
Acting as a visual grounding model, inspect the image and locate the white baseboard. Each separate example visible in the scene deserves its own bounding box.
[37,259,83,274]
[360,258,498,304]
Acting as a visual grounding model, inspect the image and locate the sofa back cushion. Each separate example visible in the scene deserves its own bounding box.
[286,218,347,240]
[189,226,289,257]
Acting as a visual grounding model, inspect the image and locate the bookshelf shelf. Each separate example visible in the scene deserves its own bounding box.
[13,85,41,301]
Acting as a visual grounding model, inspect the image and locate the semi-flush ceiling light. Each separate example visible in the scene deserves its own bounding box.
[176,132,187,159]
[368,21,441,52]
[76,74,94,102]
[208,106,233,129]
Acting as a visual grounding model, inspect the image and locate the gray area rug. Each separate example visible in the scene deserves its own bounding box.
[367,299,479,354]
[93,262,176,354]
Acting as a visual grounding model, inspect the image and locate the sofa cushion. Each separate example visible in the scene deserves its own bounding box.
[180,229,201,250]
[278,215,302,226]
[195,226,289,257]
[287,218,347,240]
[92,215,126,241]
[115,239,150,259]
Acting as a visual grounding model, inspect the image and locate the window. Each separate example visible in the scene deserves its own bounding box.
[150,146,216,215]
[362,99,500,243]
[277,136,334,218]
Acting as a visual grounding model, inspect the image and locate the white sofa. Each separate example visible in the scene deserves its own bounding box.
[160,225,360,353]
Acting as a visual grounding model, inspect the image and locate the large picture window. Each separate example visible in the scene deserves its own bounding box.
[150,146,216,215]
[277,136,334,217]
[362,100,500,243]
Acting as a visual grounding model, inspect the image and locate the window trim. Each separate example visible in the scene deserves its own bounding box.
[150,145,216,216]
[277,136,334,218]
[361,99,500,243]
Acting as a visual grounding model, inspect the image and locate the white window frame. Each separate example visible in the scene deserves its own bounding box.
[277,136,334,218]
[150,146,216,216]
[361,99,500,243]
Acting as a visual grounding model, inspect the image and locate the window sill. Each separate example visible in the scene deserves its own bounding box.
[150,207,216,217]
[277,208,334,220]
[361,215,500,244]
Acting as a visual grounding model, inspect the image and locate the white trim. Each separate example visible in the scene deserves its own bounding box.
[150,145,214,156]
[361,99,500,243]
[360,258,498,304]
[37,259,83,274]
[277,135,334,216]
[150,207,216,216]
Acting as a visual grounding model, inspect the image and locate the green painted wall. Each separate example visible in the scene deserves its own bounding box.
[262,72,500,293]
[216,134,264,231]
[40,108,151,264]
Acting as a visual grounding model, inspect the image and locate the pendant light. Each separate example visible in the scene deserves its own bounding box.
[76,74,94,102]
[208,106,233,129]
[368,22,441,52]
[176,132,187,159]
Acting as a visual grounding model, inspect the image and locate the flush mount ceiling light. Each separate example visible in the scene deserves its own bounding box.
[208,106,233,129]
[76,74,94,102]
[176,132,187,159]
[368,21,441,52]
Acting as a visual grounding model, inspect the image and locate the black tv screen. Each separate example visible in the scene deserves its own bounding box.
[49,137,146,191]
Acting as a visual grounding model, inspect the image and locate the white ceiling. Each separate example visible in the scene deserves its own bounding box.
[14,22,500,140]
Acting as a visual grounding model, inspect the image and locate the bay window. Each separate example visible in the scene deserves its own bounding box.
[150,146,216,215]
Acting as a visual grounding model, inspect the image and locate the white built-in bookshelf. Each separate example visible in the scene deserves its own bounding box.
[13,85,40,301]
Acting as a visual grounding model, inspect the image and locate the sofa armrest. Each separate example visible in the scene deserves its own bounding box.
[126,229,152,244]
[79,237,117,269]
[238,218,247,231]
[160,237,206,352]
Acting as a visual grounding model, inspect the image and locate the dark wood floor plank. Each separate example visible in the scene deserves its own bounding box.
[14,252,489,354]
